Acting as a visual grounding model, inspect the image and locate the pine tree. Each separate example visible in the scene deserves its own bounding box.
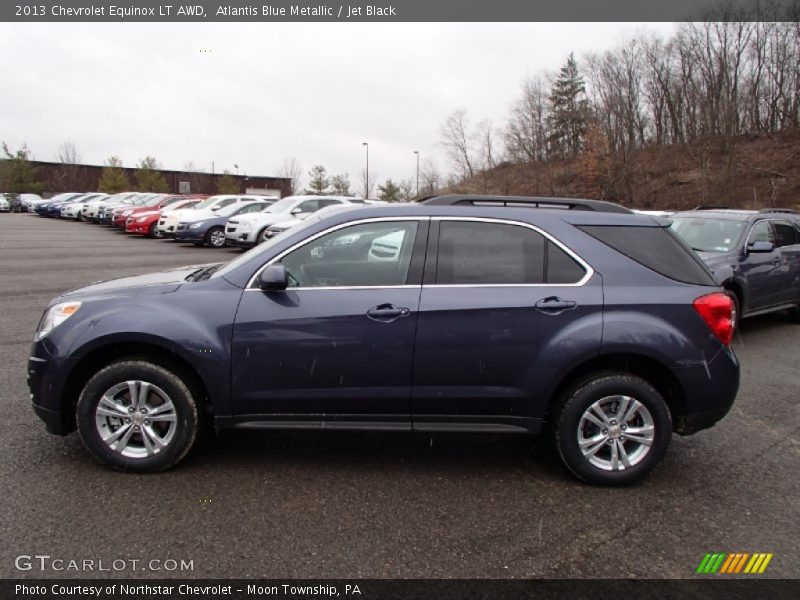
[0,142,44,193]
[217,171,240,194]
[547,53,589,158]
[98,156,130,193]
[306,165,330,195]
[134,156,170,192]
[330,173,351,196]
[377,179,402,202]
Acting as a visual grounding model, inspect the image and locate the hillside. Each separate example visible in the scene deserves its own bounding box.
[447,130,800,211]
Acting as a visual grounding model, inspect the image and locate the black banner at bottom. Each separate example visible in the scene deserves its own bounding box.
[2,579,797,600]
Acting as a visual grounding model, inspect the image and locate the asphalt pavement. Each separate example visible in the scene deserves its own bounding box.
[1,214,797,579]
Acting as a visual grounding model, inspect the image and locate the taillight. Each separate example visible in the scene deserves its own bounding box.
[693,293,734,346]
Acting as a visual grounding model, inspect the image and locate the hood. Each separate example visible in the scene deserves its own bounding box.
[237,212,287,225]
[56,263,222,302]
[132,210,160,218]
[163,208,202,219]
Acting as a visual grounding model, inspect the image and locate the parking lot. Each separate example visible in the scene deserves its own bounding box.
[1,213,798,579]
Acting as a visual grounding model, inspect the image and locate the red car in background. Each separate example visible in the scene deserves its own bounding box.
[112,194,207,228]
[125,198,204,237]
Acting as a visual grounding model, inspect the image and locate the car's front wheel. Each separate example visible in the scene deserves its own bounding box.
[149,222,161,238]
[552,372,671,485]
[76,360,199,472]
[205,226,226,248]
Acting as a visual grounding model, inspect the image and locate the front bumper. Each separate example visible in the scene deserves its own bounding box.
[28,344,79,436]
[175,227,206,242]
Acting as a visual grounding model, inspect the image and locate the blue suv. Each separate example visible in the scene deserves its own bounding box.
[28,196,739,485]
[670,208,800,328]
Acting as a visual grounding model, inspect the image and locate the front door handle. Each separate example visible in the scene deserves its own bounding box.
[367,304,411,322]
[535,296,577,314]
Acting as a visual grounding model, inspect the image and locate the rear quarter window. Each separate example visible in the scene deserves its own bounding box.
[578,225,717,286]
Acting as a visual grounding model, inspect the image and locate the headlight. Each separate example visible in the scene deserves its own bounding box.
[36,301,81,340]
[189,221,206,229]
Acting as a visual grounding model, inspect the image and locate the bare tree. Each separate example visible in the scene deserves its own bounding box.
[56,140,81,164]
[439,109,476,180]
[504,75,551,163]
[55,140,82,190]
[419,158,441,195]
[278,157,303,195]
[359,168,378,199]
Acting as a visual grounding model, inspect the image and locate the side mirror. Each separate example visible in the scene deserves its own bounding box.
[748,241,775,253]
[290,207,303,215]
[257,264,288,291]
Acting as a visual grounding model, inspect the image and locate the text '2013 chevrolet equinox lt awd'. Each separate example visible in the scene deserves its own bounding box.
[28,196,739,485]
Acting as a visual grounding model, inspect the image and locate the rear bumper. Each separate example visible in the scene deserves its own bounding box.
[673,345,739,435]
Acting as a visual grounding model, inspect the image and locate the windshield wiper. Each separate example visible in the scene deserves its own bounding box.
[186,265,221,282]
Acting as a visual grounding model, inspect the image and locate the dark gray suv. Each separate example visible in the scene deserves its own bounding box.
[670,208,800,328]
[29,196,739,485]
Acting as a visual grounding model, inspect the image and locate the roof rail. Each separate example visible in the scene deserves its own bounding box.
[758,208,798,215]
[420,195,632,214]
[693,205,732,210]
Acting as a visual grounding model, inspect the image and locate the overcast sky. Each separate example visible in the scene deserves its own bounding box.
[1,22,675,191]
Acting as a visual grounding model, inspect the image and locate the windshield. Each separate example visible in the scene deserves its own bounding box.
[670,217,746,253]
[262,198,300,213]
[192,196,229,210]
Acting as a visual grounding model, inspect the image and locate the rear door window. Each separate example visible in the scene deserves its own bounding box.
[435,221,586,285]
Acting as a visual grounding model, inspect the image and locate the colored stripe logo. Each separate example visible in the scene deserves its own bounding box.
[696,552,773,574]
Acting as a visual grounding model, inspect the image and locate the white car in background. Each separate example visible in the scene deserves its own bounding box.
[0,195,9,212]
[82,192,138,221]
[158,194,268,238]
[225,195,365,248]
[60,193,108,219]
[262,201,386,240]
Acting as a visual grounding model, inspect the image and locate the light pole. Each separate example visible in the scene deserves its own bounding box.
[413,150,420,198]
[362,142,369,198]
[234,164,239,176]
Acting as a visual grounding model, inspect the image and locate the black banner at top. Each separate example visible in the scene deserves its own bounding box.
[2,0,799,22]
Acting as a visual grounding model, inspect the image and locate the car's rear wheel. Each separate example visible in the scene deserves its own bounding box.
[552,372,671,485]
[76,360,199,472]
[205,226,226,248]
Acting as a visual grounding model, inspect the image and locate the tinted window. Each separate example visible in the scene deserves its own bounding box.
[547,241,585,283]
[579,225,716,286]
[318,199,344,208]
[296,200,319,213]
[281,221,418,287]
[773,221,796,247]
[437,221,546,284]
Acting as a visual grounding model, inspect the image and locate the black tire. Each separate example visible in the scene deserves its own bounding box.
[256,227,269,245]
[552,372,671,486]
[149,222,161,238]
[76,360,199,472]
[205,225,226,248]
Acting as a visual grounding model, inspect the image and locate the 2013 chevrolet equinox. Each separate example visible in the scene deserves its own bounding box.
[28,196,740,485]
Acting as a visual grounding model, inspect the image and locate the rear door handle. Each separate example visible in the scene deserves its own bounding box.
[367,304,410,322]
[535,296,577,314]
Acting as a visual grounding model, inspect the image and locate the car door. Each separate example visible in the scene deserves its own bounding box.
[771,219,800,305]
[742,220,780,310]
[411,217,603,433]
[231,217,429,428]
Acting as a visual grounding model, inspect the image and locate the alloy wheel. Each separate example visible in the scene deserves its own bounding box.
[577,395,655,471]
[94,380,178,458]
